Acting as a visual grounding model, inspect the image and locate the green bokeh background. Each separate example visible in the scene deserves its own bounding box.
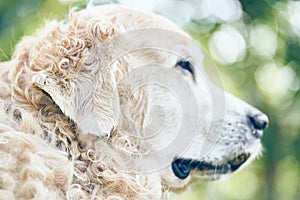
[0,1,299,200]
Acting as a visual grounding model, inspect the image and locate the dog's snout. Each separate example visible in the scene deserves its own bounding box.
[247,113,269,138]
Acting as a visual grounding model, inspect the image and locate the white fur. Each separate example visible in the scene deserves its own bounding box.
[0,5,267,199]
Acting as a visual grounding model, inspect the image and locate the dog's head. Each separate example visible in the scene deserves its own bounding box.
[18,5,268,188]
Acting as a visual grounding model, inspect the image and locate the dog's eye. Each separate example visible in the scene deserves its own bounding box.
[175,60,195,82]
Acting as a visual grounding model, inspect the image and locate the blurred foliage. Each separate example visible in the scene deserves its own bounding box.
[0,0,300,200]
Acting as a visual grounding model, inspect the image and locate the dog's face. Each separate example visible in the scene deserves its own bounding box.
[29,5,268,188]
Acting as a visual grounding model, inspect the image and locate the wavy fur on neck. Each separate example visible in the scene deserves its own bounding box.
[0,8,162,200]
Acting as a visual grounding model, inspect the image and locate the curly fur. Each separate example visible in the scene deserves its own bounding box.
[0,7,162,200]
[0,5,267,200]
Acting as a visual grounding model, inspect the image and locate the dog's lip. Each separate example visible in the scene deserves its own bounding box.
[172,153,251,179]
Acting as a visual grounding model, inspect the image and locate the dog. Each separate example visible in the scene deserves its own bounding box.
[0,5,268,199]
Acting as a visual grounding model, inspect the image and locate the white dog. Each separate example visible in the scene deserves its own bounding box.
[0,5,268,199]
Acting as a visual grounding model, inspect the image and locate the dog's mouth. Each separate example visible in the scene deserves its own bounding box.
[171,152,251,180]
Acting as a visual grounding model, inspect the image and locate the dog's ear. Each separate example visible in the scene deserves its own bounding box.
[31,70,101,135]
[27,10,119,136]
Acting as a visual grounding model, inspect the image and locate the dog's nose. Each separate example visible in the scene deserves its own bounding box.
[248,113,268,131]
[247,113,269,138]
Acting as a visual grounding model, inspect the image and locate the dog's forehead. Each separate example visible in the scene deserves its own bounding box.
[80,5,203,71]
[85,5,187,34]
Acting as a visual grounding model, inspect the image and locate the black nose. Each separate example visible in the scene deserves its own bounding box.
[247,113,269,137]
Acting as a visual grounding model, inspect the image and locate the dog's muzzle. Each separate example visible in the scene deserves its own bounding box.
[171,112,268,180]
